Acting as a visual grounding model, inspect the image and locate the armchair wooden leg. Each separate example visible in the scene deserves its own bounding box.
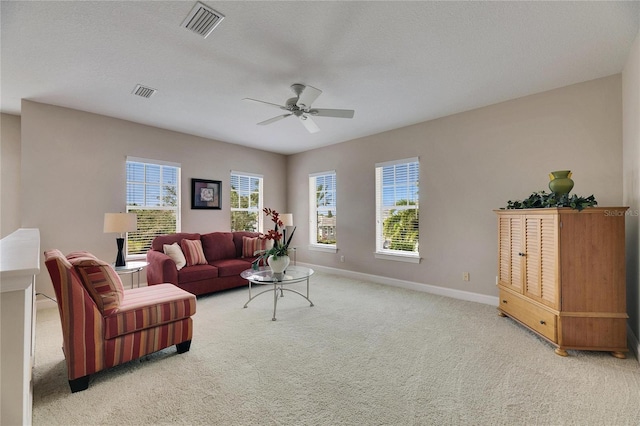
[69,375,90,393]
[176,340,191,354]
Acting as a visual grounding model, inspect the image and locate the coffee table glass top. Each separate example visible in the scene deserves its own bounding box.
[241,265,314,283]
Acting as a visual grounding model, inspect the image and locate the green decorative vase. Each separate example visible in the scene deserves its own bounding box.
[548,170,574,195]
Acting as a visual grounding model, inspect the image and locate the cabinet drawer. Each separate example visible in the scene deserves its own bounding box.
[499,290,557,342]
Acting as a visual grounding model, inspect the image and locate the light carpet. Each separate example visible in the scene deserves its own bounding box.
[33,272,640,425]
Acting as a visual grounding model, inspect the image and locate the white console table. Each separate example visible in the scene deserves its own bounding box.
[1,228,40,426]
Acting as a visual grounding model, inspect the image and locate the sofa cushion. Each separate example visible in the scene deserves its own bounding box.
[103,284,196,339]
[201,232,236,261]
[210,258,253,277]
[70,256,124,315]
[177,264,218,283]
[163,242,186,270]
[181,239,208,266]
[151,233,201,252]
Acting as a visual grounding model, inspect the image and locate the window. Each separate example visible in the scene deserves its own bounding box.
[375,158,419,262]
[126,157,181,257]
[230,171,263,232]
[309,171,337,252]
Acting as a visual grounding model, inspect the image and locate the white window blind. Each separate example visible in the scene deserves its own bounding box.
[230,171,263,232]
[309,171,337,250]
[126,157,181,256]
[375,158,419,261]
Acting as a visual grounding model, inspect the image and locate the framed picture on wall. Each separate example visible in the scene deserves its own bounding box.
[191,178,222,209]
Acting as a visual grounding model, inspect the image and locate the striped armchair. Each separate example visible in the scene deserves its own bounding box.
[44,249,196,392]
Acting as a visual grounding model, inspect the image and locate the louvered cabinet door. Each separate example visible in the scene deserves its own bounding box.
[497,214,523,292]
[523,215,559,309]
[496,207,629,357]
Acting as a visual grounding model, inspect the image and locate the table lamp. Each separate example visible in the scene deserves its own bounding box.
[281,213,294,244]
[103,213,137,267]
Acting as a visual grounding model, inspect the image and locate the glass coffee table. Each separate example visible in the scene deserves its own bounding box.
[241,266,314,321]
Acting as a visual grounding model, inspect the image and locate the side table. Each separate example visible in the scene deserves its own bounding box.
[113,261,148,289]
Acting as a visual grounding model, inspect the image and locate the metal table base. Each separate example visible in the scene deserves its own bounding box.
[242,267,314,321]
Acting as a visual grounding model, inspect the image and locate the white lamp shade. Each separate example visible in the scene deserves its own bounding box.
[104,213,137,233]
[280,213,293,227]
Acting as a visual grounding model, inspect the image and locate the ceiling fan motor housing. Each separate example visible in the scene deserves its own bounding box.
[285,97,299,110]
[290,83,305,96]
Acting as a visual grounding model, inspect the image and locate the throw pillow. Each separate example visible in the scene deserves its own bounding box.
[242,236,266,258]
[163,242,187,270]
[69,257,124,314]
[180,239,208,266]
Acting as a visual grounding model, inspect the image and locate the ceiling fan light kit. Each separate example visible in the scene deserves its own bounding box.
[244,83,355,134]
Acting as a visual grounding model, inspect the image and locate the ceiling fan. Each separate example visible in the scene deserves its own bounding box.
[244,83,355,134]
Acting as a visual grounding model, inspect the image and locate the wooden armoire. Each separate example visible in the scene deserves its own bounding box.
[495,207,628,357]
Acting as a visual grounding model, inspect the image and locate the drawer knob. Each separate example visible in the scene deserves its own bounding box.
[518,252,526,257]
[540,320,546,325]
[502,299,507,304]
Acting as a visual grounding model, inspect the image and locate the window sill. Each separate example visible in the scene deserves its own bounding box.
[126,254,147,261]
[308,244,337,253]
[374,252,421,264]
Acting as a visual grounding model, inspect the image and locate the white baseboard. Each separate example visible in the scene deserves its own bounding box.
[301,263,640,363]
[302,263,640,363]
[298,262,499,306]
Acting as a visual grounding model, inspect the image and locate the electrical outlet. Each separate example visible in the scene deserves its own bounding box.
[463,272,470,281]
[340,255,345,263]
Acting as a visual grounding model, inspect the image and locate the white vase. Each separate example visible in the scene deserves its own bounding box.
[267,254,290,274]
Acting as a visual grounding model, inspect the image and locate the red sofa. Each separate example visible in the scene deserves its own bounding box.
[146,231,262,296]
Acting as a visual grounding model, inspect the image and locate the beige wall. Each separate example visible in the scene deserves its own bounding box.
[20,100,287,299]
[7,75,628,313]
[623,28,640,343]
[1,113,22,237]
[288,75,623,298]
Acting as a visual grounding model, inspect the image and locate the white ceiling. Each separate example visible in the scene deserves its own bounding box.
[2,1,639,155]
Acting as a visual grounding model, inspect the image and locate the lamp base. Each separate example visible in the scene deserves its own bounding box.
[115,237,126,267]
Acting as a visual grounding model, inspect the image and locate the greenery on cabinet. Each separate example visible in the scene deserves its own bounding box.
[504,191,597,211]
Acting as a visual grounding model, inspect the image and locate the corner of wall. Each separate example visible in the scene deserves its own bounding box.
[1,113,22,238]
[622,26,640,344]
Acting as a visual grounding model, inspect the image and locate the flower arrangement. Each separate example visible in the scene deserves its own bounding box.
[255,208,296,262]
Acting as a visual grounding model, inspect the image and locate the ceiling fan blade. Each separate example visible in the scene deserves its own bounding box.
[243,98,287,111]
[296,85,322,109]
[298,115,320,133]
[308,108,355,119]
[257,114,292,125]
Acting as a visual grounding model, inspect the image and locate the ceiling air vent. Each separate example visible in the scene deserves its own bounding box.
[181,2,225,38]
[132,84,156,99]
